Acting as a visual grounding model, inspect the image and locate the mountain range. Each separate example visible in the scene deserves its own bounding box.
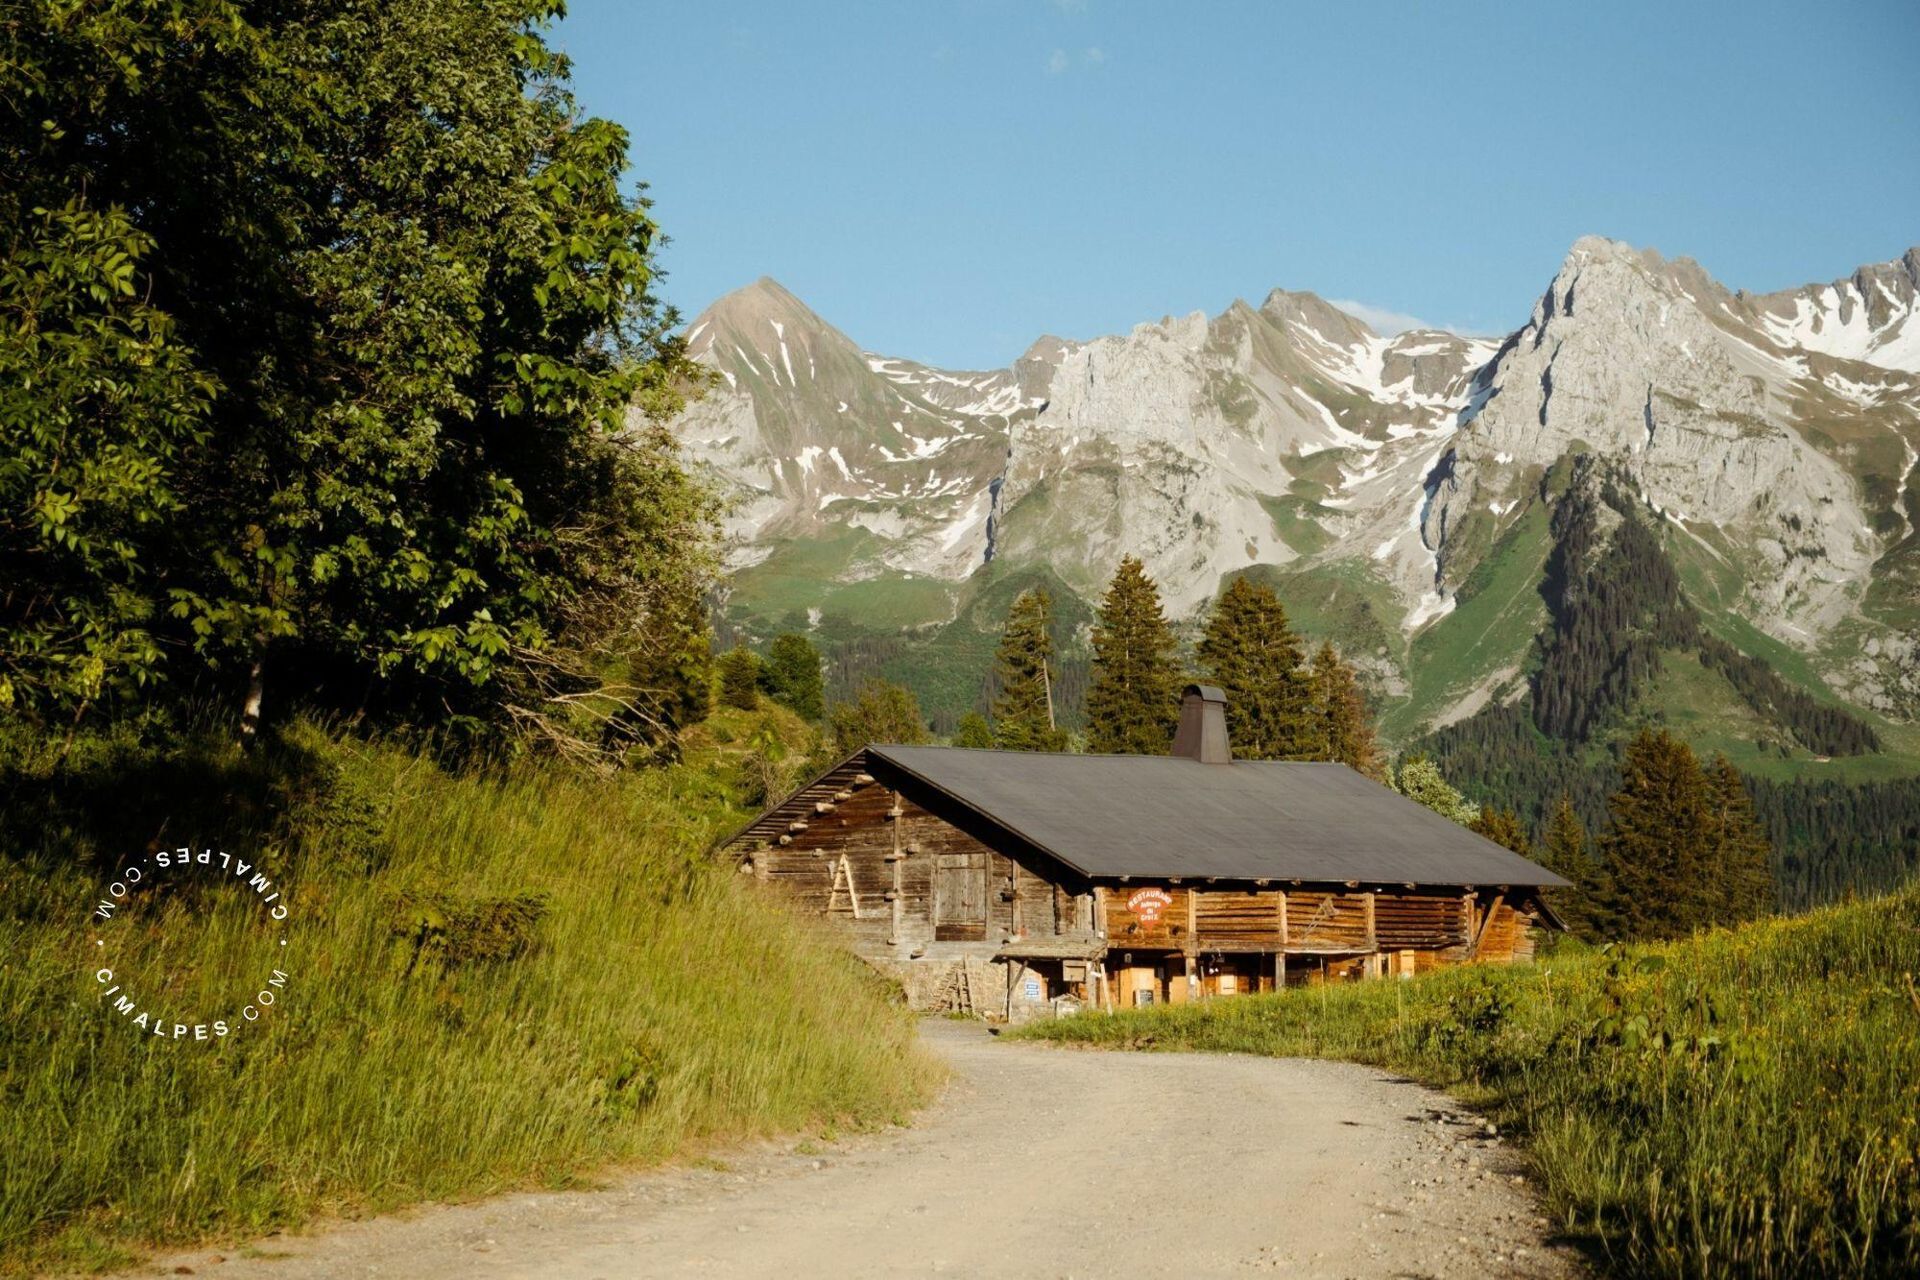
[671,237,1919,761]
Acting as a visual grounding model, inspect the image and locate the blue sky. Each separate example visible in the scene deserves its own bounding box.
[557,1,1920,369]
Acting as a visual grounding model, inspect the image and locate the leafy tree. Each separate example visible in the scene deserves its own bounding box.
[763,632,824,720]
[4,0,717,759]
[1597,728,1716,941]
[1705,754,1776,924]
[0,201,216,715]
[1084,555,1181,754]
[1394,755,1479,825]
[1198,577,1311,759]
[1306,642,1385,779]
[828,679,929,753]
[718,645,760,711]
[990,589,1069,752]
[952,712,996,749]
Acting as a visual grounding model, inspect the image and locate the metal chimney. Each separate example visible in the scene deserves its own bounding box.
[1171,684,1232,764]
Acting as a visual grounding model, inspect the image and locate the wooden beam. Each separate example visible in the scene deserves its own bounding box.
[1365,892,1377,953]
[1185,889,1198,958]
[1468,893,1505,959]
[1278,890,1289,948]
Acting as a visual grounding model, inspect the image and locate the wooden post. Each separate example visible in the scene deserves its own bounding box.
[889,847,905,948]
[1278,890,1290,949]
[1365,891,1377,954]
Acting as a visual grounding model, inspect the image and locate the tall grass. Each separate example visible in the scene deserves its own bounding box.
[0,716,938,1274]
[1018,891,1920,1278]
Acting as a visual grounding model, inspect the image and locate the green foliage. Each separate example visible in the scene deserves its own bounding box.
[828,679,929,753]
[1596,728,1717,940]
[763,632,825,721]
[717,644,760,711]
[1084,555,1181,754]
[1393,754,1479,824]
[1305,641,1385,778]
[1594,729,1778,941]
[1705,754,1777,926]
[0,200,217,714]
[0,718,936,1270]
[3,0,719,757]
[1198,576,1313,759]
[990,588,1069,752]
[1019,886,1920,1279]
[1468,804,1531,856]
[951,711,995,750]
[1539,793,1605,938]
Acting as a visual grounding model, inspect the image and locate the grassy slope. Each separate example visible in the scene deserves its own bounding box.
[1017,890,1920,1279]
[0,709,937,1275]
[1386,501,1554,739]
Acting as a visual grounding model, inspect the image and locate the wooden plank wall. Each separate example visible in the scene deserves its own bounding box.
[742,752,1094,958]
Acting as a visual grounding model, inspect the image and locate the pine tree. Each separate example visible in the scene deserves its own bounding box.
[952,712,996,749]
[1394,755,1480,825]
[1598,728,1715,940]
[1704,754,1777,924]
[1198,577,1312,759]
[1085,556,1182,754]
[718,644,760,710]
[1470,805,1532,856]
[1540,792,1607,939]
[1306,641,1386,779]
[828,679,929,752]
[764,632,825,720]
[991,589,1070,752]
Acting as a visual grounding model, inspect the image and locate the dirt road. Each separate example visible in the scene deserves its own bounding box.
[150,1021,1579,1279]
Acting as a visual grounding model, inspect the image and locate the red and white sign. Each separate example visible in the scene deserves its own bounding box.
[1126,887,1174,925]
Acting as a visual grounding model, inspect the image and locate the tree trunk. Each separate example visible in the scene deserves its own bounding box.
[239,651,265,748]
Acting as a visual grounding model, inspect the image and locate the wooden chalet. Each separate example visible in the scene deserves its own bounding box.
[725,685,1568,1019]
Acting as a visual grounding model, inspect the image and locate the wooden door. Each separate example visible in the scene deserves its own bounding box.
[933,853,988,941]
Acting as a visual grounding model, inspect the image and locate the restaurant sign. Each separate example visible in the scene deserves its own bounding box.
[1125,887,1174,925]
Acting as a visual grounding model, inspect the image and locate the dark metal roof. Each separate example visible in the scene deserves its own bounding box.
[863,745,1570,889]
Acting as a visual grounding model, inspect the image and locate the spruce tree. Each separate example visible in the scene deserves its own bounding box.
[1704,755,1777,924]
[1306,641,1386,779]
[1540,792,1607,939]
[1198,577,1312,759]
[1085,556,1182,754]
[952,711,996,749]
[1598,728,1715,940]
[718,644,760,710]
[764,632,825,720]
[991,589,1070,752]
[1469,805,1532,856]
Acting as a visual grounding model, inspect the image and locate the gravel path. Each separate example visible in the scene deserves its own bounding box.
[147,1020,1581,1279]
